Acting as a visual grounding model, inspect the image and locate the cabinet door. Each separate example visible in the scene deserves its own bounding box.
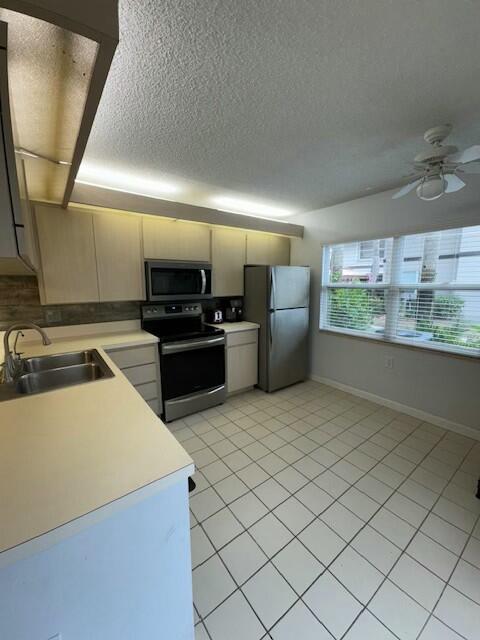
[212,228,246,296]
[143,217,211,262]
[246,233,290,265]
[35,204,99,304]
[94,211,144,301]
[0,117,17,259]
[227,342,258,393]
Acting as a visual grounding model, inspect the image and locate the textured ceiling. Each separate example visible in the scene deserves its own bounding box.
[82,0,480,214]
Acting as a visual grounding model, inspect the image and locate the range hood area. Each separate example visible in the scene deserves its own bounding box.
[0,1,118,275]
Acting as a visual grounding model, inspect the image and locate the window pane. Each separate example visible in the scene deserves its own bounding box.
[396,225,480,286]
[325,288,386,335]
[395,289,480,353]
[327,239,393,284]
[322,227,480,357]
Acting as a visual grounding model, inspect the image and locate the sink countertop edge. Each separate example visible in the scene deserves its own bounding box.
[0,329,194,564]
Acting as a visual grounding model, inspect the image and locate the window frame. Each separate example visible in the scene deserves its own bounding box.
[320,229,480,359]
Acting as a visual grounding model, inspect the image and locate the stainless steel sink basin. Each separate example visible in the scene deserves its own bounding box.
[23,350,96,373]
[0,349,114,401]
[17,363,108,395]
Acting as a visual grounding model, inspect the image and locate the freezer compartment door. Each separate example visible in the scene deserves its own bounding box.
[270,266,310,310]
[267,307,309,391]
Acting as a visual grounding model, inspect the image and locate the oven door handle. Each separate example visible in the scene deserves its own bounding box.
[161,336,225,355]
[200,269,207,295]
[167,385,225,405]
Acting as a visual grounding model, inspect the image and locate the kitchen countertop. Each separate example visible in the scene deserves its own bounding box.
[206,321,260,333]
[0,329,194,566]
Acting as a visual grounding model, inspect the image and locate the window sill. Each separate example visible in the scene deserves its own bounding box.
[318,327,480,362]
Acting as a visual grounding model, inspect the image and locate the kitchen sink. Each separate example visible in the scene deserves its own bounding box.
[17,363,109,395]
[23,350,97,373]
[0,349,114,401]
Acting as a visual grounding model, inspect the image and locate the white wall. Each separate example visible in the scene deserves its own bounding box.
[290,184,480,434]
[0,480,194,640]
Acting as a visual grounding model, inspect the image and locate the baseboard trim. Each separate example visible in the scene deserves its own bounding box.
[310,374,480,442]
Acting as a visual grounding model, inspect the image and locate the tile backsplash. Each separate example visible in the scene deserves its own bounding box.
[0,277,244,330]
[0,276,141,330]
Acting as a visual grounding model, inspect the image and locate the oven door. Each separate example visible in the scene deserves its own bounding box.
[146,261,212,301]
[160,335,226,420]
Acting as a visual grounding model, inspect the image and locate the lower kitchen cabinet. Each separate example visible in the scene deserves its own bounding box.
[105,342,161,413]
[225,328,258,394]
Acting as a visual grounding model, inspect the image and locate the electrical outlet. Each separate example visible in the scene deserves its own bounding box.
[384,356,394,369]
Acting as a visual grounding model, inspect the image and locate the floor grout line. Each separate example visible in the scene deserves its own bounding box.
[184,382,480,639]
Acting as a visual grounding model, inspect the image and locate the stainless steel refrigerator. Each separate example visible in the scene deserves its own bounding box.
[244,265,310,392]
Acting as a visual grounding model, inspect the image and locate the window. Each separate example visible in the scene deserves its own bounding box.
[321,225,480,357]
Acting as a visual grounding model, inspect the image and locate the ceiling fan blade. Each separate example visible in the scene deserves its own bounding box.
[392,178,422,199]
[449,145,480,164]
[457,162,480,174]
[444,173,466,193]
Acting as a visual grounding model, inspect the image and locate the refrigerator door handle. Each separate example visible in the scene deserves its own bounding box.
[269,310,274,348]
[270,268,276,310]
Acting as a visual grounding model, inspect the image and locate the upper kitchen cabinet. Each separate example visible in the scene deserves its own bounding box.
[93,211,144,301]
[246,233,290,266]
[212,228,246,296]
[143,216,211,262]
[35,204,99,304]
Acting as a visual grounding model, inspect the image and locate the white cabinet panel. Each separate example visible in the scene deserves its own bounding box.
[143,217,211,261]
[106,345,157,369]
[212,228,246,296]
[225,327,259,394]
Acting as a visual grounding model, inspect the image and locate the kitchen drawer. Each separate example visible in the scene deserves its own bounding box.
[122,363,157,386]
[134,381,158,401]
[146,398,159,414]
[106,345,157,369]
[226,329,258,348]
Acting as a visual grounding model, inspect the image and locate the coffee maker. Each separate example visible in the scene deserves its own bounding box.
[225,298,243,322]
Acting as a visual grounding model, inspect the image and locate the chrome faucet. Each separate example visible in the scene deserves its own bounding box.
[2,322,51,383]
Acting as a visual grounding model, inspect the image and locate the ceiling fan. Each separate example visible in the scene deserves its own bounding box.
[392,124,480,201]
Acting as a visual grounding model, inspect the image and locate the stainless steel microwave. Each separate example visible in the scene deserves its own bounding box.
[145,261,212,302]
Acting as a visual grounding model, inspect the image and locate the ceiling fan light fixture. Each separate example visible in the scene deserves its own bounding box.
[416,175,445,201]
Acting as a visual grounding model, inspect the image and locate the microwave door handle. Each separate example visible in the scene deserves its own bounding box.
[200,269,207,294]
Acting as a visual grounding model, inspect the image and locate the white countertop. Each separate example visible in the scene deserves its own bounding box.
[0,329,194,565]
[206,321,260,333]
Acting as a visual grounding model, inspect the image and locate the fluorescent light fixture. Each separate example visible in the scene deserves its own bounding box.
[76,163,180,198]
[211,195,293,218]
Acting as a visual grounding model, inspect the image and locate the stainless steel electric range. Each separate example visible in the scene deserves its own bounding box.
[141,302,226,422]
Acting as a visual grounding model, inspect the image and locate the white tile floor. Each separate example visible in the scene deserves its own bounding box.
[169,381,480,640]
